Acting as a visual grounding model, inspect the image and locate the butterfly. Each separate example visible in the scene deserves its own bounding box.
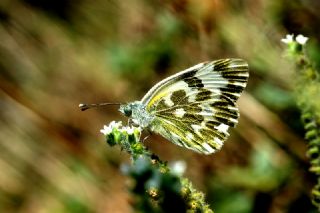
[116,58,249,154]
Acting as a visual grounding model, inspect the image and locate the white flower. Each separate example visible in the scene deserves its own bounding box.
[296,34,308,45]
[122,126,135,134]
[169,160,186,176]
[281,34,309,45]
[100,125,112,135]
[100,121,122,135]
[110,121,122,129]
[122,125,142,135]
[281,34,294,44]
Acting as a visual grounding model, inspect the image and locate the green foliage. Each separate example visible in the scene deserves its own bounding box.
[62,195,91,213]
[253,82,294,111]
[283,34,320,210]
[208,182,252,213]
[101,121,213,212]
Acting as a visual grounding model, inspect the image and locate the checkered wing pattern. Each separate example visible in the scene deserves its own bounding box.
[141,59,249,154]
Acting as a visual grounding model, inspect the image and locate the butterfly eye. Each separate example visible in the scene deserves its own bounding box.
[123,106,132,117]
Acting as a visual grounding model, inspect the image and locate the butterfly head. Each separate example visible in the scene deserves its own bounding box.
[119,103,135,117]
[119,101,154,128]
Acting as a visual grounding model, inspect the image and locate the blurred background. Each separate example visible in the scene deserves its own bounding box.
[0,0,319,212]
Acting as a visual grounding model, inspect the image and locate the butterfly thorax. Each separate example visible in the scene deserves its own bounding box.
[119,101,154,128]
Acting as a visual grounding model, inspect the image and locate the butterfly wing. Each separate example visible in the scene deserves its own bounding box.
[141,59,249,154]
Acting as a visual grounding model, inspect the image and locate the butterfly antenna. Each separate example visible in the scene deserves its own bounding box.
[79,103,122,111]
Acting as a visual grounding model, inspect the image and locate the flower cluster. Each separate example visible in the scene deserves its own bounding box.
[100,121,143,156]
[100,121,142,136]
[281,34,309,45]
[281,34,309,57]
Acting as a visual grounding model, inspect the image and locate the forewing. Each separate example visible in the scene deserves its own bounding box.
[143,59,249,154]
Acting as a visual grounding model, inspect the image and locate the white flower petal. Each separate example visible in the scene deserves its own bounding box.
[122,126,134,134]
[121,125,143,135]
[281,34,294,44]
[100,125,112,135]
[296,34,309,45]
[100,121,123,135]
[110,121,122,129]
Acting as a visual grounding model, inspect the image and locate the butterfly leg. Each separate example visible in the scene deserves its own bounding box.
[142,129,152,143]
[128,118,134,126]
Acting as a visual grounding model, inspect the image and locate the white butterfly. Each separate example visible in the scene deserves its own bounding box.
[115,58,249,154]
